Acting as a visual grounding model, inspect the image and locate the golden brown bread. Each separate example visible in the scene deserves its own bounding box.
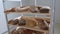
[43,18,50,25]
[8,16,37,27]
[10,29,19,34]
[8,16,50,30]
[19,16,37,27]
[4,6,50,14]
[4,6,46,13]
[34,31,44,34]
[8,19,19,25]
[39,7,50,13]
[4,6,30,13]
[21,29,33,34]
[10,29,33,34]
[18,18,26,26]
[4,6,50,13]
[10,28,45,34]
[35,17,49,30]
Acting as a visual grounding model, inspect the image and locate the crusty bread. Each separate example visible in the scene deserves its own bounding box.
[8,19,19,25]
[40,8,49,13]
[4,6,43,13]
[10,28,45,34]
[34,31,44,34]
[10,29,19,34]
[8,16,37,27]
[19,16,37,27]
[8,16,50,30]
[35,17,49,30]
[43,18,50,24]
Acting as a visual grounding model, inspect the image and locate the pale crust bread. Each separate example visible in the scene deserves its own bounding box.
[4,6,50,13]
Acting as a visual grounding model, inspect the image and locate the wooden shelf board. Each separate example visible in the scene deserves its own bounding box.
[8,24,49,33]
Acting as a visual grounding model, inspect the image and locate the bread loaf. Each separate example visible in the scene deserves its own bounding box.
[40,7,50,13]
[4,6,43,13]
[35,18,49,30]
[8,19,19,25]
[10,28,34,34]
[19,16,37,27]
[35,31,44,34]
[10,29,19,34]
[8,16,50,30]
[44,18,50,24]
[21,29,33,34]
[18,19,26,26]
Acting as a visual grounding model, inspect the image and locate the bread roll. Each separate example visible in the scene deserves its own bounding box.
[40,6,50,13]
[10,28,33,34]
[10,29,19,34]
[19,16,37,27]
[44,18,50,24]
[21,29,33,34]
[8,19,19,25]
[18,18,26,26]
[4,6,42,13]
[35,31,44,34]
[35,18,49,30]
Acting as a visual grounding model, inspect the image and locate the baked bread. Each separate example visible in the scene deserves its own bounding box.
[18,16,37,27]
[43,18,50,25]
[8,19,19,25]
[10,29,20,34]
[4,6,50,14]
[27,6,41,13]
[8,16,26,26]
[8,16,37,27]
[4,6,31,13]
[34,31,44,34]
[35,18,49,30]
[18,18,26,26]
[8,16,50,30]
[39,7,50,13]
[21,29,33,34]
[10,28,45,34]
[10,28,33,34]
[4,6,43,13]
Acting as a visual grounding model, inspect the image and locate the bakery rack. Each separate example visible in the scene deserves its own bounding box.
[3,0,54,34]
[4,7,50,34]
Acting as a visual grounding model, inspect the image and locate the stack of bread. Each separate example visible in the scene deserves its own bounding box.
[4,6,50,13]
[8,16,50,30]
[10,28,44,34]
[5,6,50,34]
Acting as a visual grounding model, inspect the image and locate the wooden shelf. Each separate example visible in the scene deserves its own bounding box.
[4,12,50,14]
[4,12,50,17]
[8,24,49,33]
[19,26,49,33]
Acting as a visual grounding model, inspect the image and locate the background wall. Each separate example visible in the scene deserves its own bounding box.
[22,0,35,6]
[55,0,60,23]
[0,0,7,34]
[54,0,60,34]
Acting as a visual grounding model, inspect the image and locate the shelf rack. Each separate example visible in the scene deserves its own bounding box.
[3,0,54,34]
[4,11,50,34]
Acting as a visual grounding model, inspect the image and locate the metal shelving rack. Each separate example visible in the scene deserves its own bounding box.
[3,0,54,34]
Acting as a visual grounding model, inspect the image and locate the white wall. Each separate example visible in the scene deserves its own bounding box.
[22,0,35,6]
[55,0,60,23]
[3,1,20,9]
[54,23,60,34]
[0,0,7,34]
[54,0,60,34]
